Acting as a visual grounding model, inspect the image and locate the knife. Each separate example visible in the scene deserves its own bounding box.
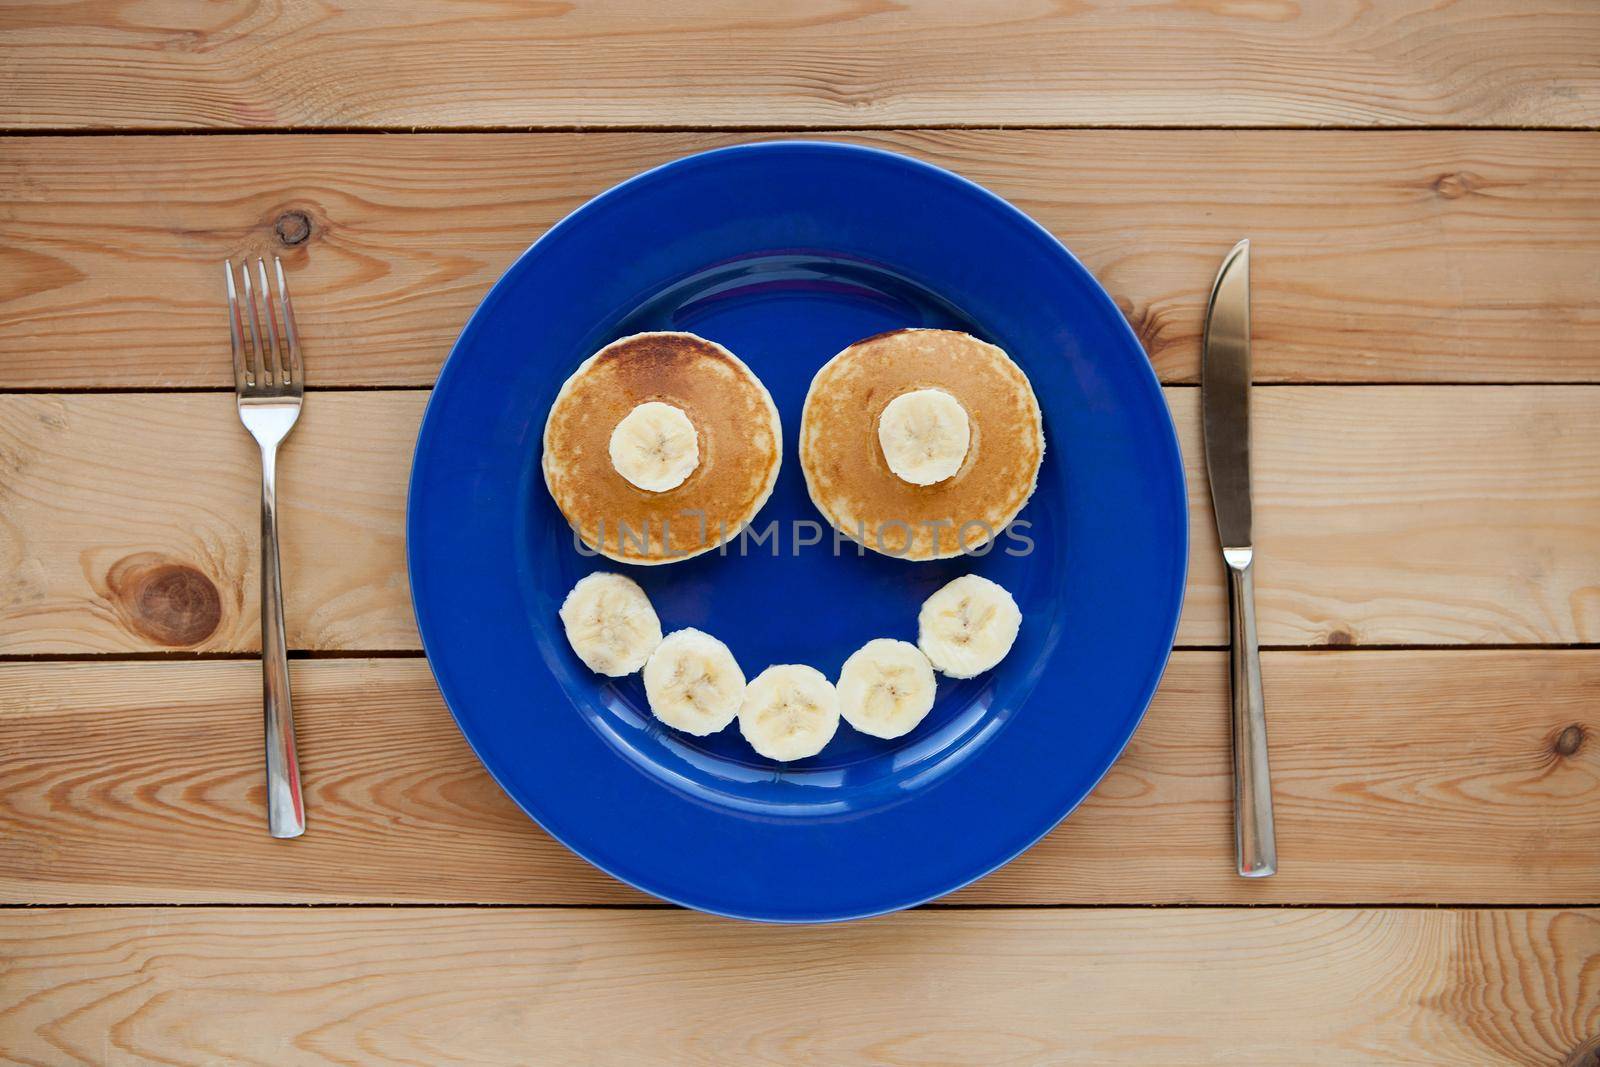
[1202,239,1278,878]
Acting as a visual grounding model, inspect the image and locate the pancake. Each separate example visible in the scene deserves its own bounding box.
[543,332,782,564]
[799,329,1044,560]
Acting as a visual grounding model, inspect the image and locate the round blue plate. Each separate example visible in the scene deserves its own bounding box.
[408,142,1187,922]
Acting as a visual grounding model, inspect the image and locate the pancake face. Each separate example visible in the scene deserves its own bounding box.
[799,329,1044,560]
[543,332,782,564]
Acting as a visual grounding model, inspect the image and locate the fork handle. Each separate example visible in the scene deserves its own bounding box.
[1225,547,1276,877]
[259,442,306,838]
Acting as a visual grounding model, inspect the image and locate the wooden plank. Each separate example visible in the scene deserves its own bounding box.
[4,907,1596,1064]
[2,651,1595,906]
[3,387,1597,654]
[3,1,1598,130]
[0,393,416,654]
[3,130,1598,389]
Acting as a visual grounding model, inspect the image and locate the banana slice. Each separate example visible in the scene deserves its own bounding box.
[738,664,841,762]
[609,401,699,492]
[877,387,971,486]
[917,574,1022,678]
[836,638,938,739]
[643,628,746,736]
[558,572,663,676]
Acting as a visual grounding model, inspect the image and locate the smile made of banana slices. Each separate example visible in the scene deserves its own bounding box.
[560,571,1022,759]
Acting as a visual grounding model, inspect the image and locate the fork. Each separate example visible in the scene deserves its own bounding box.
[226,257,306,839]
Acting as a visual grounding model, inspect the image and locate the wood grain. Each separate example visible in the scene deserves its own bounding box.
[3,130,1599,388]
[4,907,1597,1065]
[3,387,1597,654]
[3,1,1598,131]
[2,652,1595,906]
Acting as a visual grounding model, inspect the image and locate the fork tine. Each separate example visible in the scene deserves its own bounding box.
[274,256,302,385]
[255,257,284,385]
[224,261,249,390]
[240,260,266,388]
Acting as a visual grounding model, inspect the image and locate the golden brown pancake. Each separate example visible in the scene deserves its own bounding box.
[799,329,1044,560]
[543,332,782,564]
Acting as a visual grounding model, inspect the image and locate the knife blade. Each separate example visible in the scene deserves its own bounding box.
[1202,239,1252,551]
[1201,238,1278,878]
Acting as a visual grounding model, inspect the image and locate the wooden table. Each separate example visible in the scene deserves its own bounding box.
[2,4,1598,1063]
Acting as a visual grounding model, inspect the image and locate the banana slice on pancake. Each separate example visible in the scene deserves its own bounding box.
[609,401,700,493]
[877,388,971,486]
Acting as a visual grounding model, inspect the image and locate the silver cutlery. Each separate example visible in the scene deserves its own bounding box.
[1201,239,1277,877]
[226,257,306,839]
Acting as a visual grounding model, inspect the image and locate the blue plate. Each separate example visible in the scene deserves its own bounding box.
[408,142,1187,922]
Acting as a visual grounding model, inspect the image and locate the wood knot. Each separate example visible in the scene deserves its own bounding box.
[161,29,206,53]
[1560,1035,1599,1067]
[1325,629,1354,646]
[275,210,312,246]
[1552,723,1586,759]
[1431,171,1479,200]
[105,553,222,647]
[1116,299,1171,359]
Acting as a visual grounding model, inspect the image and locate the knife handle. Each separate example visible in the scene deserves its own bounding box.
[1224,547,1277,877]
